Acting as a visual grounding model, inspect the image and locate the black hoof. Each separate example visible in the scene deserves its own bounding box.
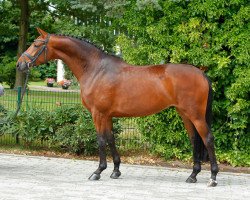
[110,170,121,179]
[88,173,101,181]
[207,179,218,187]
[186,176,197,183]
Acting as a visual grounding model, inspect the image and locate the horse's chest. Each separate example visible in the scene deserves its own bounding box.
[80,86,113,113]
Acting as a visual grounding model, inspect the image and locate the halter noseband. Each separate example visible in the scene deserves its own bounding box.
[22,34,50,68]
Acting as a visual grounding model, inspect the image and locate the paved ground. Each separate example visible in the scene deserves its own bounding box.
[0,153,249,200]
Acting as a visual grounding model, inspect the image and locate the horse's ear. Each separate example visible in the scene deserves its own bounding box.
[36,27,48,38]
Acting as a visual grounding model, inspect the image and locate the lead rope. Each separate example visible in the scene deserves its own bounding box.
[0,70,30,134]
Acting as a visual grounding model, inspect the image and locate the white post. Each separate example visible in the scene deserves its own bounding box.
[57,59,65,83]
[0,84,4,96]
[115,45,121,56]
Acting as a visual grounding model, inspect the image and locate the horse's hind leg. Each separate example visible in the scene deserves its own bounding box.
[192,119,219,187]
[177,109,201,183]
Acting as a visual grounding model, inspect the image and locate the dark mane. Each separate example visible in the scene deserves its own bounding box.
[54,34,123,61]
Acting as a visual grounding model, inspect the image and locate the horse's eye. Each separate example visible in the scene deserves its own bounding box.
[34,44,39,48]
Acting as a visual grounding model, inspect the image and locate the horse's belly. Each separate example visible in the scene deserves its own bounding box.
[111,89,173,117]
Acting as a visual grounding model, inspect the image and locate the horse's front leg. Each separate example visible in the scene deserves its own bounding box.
[88,113,112,180]
[106,130,121,179]
[88,133,107,180]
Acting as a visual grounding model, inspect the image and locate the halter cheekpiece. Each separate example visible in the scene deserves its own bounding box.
[21,34,50,68]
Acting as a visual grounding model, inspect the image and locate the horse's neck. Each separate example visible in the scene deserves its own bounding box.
[51,36,103,80]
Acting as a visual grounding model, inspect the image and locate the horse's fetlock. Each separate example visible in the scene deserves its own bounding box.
[113,156,121,164]
[211,164,219,174]
[99,163,107,171]
[193,164,201,173]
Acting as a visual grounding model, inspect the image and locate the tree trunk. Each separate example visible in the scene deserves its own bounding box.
[15,0,29,88]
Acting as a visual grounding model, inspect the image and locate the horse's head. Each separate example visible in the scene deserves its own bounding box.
[16,28,51,72]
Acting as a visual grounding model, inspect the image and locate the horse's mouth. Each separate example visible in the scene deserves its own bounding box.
[16,61,31,73]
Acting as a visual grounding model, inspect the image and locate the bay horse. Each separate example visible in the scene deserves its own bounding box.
[16,28,219,187]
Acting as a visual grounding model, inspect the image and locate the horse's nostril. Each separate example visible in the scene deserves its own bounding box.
[16,62,20,69]
[16,62,25,71]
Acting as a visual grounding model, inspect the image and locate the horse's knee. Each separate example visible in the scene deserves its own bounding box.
[97,134,106,146]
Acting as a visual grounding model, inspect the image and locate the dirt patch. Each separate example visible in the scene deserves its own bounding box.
[0,148,249,174]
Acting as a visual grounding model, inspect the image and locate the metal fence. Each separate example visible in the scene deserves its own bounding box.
[0,87,145,150]
[0,88,82,111]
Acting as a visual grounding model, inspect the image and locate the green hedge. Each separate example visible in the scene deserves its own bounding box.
[137,108,191,161]
[137,108,250,167]
[117,0,250,167]
[0,105,121,155]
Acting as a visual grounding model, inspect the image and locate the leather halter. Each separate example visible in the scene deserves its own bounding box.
[21,34,50,68]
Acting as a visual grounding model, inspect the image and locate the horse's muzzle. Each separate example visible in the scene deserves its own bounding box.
[16,61,29,72]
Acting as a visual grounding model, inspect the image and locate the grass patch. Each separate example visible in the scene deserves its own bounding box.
[29,81,47,87]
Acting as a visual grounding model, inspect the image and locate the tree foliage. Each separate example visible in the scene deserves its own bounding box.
[116,0,250,166]
[0,0,125,86]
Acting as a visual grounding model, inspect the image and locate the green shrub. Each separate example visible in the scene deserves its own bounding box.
[0,104,7,134]
[117,0,250,166]
[137,108,192,161]
[1,105,122,155]
[52,106,122,155]
[52,107,97,155]
[2,109,54,145]
[0,104,7,115]
[37,62,57,80]
[0,55,16,88]
[29,68,42,82]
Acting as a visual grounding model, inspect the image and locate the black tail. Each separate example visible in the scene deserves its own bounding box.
[205,77,213,131]
[193,76,212,162]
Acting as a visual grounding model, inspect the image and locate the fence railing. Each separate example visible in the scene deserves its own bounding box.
[0,87,82,111]
[0,87,146,150]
